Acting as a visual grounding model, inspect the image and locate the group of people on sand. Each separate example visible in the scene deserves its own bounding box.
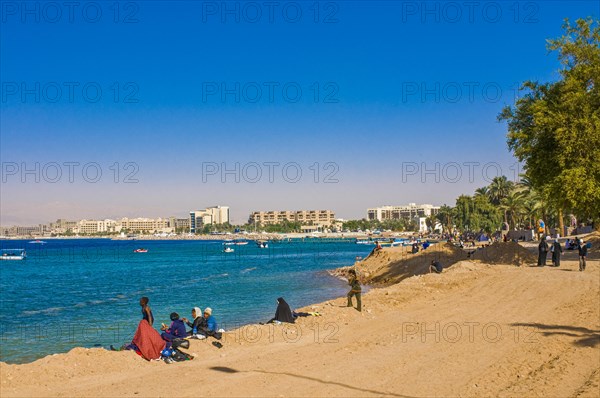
[537,236,588,271]
[140,297,221,340]
[114,297,224,362]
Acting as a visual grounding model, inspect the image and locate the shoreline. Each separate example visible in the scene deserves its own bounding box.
[0,268,354,366]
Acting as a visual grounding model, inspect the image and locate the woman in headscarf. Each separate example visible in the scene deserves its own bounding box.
[551,239,563,267]
[182,307,206,335]
[538,236,549,266]
[268,297,295,324]
[160,312,187,341]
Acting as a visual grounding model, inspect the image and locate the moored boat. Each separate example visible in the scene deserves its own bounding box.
[0,249,26,260]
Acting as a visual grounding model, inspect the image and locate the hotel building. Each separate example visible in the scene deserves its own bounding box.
[248,210,336,226]
[367,204,440,222]
[190,206,230,233]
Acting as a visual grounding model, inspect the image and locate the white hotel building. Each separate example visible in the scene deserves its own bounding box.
[367,203,440,223]
[189,206,230,233]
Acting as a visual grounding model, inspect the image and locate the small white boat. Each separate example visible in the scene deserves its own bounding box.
[223,240,235,246]
[28,240,47,244]
[0,249,26,260]
[234,240,248,246]
[133,248,148,253]
[256,240,268,248]
[223,247,234,253]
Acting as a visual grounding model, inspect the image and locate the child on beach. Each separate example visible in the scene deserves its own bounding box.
[347,269,362,312]
[140,297,154,326]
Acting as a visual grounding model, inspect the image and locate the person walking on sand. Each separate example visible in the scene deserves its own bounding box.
[577,239,588,271]
[347,269,362,312]
[538,236,549,266]
[551,239,563,267]
[140,296,154,326]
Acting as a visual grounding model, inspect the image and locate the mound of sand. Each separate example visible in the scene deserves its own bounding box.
[467,241,537,266]
[584,231,600,247]
[350,243,468,285]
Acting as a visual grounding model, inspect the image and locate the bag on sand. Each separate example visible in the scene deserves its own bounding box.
[172,338,190,350]
[172,348,193,362]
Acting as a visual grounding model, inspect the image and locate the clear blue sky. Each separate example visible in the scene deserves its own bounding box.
[1,1,598,224]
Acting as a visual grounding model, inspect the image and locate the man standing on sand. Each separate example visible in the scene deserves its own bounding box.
[347,269,362,312]
[538,236,549,266]
[578,239,588,271]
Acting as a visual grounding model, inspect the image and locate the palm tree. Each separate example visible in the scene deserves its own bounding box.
[500,191,527,229]
[488,176,514,205]
[474,186,489,198]
[488,176,515,224]
[436,205,454,233]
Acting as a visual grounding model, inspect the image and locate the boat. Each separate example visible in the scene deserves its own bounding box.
[28,240,47,244]
[256,240,269,249]
[234,240,248,245]
[0,249,26,260]
[223,240,235,246]
[223,247,234,253]
[133,248,148,253]
[355,239,403,247]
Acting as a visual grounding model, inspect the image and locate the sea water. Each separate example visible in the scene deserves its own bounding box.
[0,238,372,363]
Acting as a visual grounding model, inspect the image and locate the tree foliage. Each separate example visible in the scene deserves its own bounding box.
[498,18,600,224]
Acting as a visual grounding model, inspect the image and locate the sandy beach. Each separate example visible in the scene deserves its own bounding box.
[1,240,598,397]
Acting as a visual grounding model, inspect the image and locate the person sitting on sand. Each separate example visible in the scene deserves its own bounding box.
[197,307,219,337]
[422,240,430,250]
[429,260,443,274]
[551,239,563,267]
[182,307,206,336]
[268,297,295,324]
[346,269,362,312]
[578,239,588,272]
[117,319,165,360]
[537,236,549,266]
[160,312,187,342]
[411,242,419,254]
[375,241,382,251]
[140,296,154,326]
[565,238,574,250]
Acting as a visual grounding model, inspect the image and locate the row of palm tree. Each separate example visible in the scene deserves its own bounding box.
[436,175,552,233]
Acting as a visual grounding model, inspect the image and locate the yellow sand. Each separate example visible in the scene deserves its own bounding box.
[1,247,598,397]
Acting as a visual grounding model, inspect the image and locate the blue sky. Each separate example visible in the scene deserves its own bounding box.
[1,1,598,224]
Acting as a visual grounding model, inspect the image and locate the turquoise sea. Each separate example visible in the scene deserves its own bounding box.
[0,238,372,364]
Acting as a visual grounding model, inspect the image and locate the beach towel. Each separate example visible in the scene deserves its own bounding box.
[132,319,166,360]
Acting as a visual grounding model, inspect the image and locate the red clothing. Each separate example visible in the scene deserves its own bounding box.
[132,319,166,360]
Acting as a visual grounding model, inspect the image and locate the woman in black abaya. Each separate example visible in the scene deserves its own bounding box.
[268,297,295,324]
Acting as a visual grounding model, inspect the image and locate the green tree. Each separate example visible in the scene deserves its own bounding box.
[499,17,600,228]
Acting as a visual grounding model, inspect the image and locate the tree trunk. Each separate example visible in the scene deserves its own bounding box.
[558,208,565,237]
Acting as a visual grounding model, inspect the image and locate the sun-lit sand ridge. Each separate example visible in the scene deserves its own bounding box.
[1,235,599,397]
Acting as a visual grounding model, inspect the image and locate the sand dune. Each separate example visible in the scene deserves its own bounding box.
[1,245,598,397]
